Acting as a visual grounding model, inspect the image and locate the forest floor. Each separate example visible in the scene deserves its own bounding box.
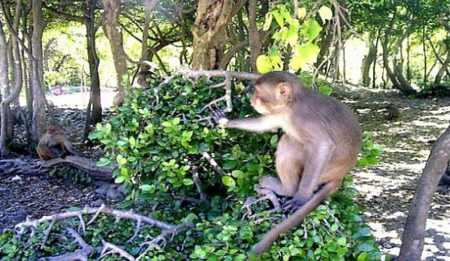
[340,85,450,261]
[1,87,450,260]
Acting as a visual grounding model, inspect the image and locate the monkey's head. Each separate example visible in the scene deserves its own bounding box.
[47,124,63,134]
[252,72,303,115]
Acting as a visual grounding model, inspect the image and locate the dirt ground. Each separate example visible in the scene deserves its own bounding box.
[342,86,450,261]
[2,88,450,260]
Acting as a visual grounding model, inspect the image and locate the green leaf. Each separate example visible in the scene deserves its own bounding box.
[319,6,333,23]
[173,117,181,125]
[337,237,347,246]
[319,85,333,96]
[140,184,154,191]
[270,135,279,147]
[263,12,273,31]
[303,19,322,42]
[272,10,284,27]
[290,43,320,70]
[115,176,126,183]
[256,55,273,74]
[183,178,194,186]
[222,176,236,187]
[97,158,111,167]
[298,7,307,19]
[285,25,300,47]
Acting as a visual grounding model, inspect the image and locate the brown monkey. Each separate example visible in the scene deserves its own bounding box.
[211,71,362,254]
[385,105,400,121]
[113,89,126,107]
[37,124,81,160]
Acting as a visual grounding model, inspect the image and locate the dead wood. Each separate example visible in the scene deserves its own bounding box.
[0,155,113,181]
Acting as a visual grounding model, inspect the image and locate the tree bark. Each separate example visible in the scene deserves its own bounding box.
[0,19,10,155]
[398,125,450,261]
[381,12,417,95]
[248,0,260,72]
[31,0,46,142]
[191,0,233,69]
[101,0,129,90]
[83,0,102,140]
[362,32,376,87]
[434,42,450,86]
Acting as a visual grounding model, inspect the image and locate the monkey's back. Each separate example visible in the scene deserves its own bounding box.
[299,90,362,166]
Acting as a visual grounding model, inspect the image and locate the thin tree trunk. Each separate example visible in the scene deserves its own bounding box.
[362,32,376,86]
[398,125,450,261]
[0,19,10,155]
[30,0,46,142]
[407,35,412,81]
[248,0,261,72]
[83,0,102,141]
[382,12,417,95]
[372,35,379,89]
[423,25,427,85]
[101,0,129,90]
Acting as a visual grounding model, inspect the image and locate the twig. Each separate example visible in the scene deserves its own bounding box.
[202,152,226,176]
[193,167,209,204]
[100,241,135,261]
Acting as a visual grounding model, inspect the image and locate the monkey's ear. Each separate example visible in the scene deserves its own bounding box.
[277,82,292,100]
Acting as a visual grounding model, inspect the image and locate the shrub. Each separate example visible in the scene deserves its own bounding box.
[1,77,383,260]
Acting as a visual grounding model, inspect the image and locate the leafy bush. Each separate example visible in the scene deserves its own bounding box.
[1,77,383,260]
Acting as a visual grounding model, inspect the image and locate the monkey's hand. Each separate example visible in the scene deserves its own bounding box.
[283,195,311,213]
[210,109,229,127]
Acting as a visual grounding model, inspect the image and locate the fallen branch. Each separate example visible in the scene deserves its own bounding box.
[14,205,194,260]
[0,156,113,181]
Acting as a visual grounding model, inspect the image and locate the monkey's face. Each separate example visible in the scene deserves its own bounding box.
[251,83,290,115]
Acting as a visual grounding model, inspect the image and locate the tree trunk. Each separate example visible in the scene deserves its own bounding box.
[407,36,412,81]
[362,33,376,86]
[398,125,450,261]
[0,19,10,155]
[421,25,427,85]
[4,0,24,142]
[381,12,417,95]
[83,0,102,141]
[248,0,260,72]
[372,35,379,89]
[31,0,46,142]
[435,43,450,85]
[101,0,129,90]
[191,0,233,69]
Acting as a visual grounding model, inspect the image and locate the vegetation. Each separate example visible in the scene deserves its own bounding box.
[0,0,449,260]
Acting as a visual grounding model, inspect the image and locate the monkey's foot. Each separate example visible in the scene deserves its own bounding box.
[241,188,281,220]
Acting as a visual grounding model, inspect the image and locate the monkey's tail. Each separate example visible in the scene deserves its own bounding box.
[250,181,340,255]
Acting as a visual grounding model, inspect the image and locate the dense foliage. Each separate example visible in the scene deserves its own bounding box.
[1,77,384,260]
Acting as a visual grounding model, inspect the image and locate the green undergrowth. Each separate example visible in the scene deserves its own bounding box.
[0,77,384,260]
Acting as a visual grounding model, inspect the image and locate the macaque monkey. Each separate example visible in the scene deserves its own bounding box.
[113,89,126,107]
[37,124,81,160]
[211,71,362,254]
[385,105,400,121]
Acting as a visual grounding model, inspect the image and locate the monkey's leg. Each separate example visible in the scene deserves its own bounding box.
[267,135,304,197]
[286,141,334,210]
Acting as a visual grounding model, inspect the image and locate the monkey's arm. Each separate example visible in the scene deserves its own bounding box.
[225,116,281,133]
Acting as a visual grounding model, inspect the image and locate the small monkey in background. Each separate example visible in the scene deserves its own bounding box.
[211,71,362,254]
[113,89,126,107]
[37,124,82,160]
